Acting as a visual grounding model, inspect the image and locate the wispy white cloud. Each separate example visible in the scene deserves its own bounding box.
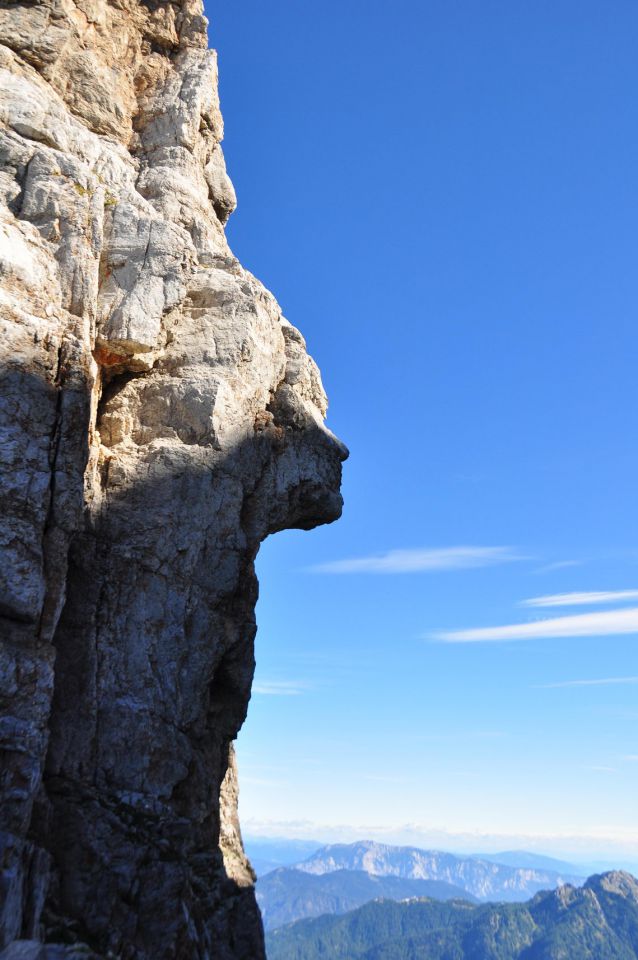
[537,676,638,689]
[623,755,638,762]
[252,680,309,696]
[587,766,618,774]
[433,606,638,644]
[534,560,584,574]
[363,774,413,784]
[242,776,288,787]
[415,730,506,742]
[523,590,638,608]
[310,546,523,575]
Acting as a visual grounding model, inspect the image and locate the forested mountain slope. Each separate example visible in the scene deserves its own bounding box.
[267,871,638,960]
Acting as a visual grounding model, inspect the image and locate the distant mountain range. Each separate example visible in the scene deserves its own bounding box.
[253,840,588,933]
[292,841,585,901]
[476,850,584,875]
[267,870,638,960]
[244,838,322,877]
[256,867,477,930]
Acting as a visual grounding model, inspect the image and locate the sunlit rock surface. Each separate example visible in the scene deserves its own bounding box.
[0,3,346,956]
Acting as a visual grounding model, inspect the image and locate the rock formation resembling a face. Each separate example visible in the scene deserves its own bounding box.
[0,1,346,957]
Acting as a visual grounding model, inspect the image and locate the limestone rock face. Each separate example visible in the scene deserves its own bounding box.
[0,3,346,957]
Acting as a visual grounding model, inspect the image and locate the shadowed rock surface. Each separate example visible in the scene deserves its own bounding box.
[0,2,346,957]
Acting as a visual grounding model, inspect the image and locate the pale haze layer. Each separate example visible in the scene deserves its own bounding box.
[209,0,638,864]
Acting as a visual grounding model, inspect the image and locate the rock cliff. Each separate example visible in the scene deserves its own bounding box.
[0,2,346,957]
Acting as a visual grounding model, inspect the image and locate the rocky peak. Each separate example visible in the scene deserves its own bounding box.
[587,871,638,903]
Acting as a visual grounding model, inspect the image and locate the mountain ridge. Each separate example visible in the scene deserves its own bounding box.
[256,867,478,930]
[267,870,638,960]
[293,840,585,901]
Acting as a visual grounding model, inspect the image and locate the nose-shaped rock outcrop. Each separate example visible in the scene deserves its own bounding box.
[0,3,345,957]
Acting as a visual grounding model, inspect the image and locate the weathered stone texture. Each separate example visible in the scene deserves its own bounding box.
[0,2,346,956]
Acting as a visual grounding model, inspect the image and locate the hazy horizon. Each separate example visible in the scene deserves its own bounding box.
[241,821,638,873]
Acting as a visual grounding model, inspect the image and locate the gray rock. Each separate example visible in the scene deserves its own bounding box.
[0,942,98,959]
[0,2,345,957]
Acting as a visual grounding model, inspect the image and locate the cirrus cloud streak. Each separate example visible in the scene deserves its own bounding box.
[433,606,638,644]
[252,680,309,696]
[523,590,638,608]
[538,676,638,689]
[310,545,523,574]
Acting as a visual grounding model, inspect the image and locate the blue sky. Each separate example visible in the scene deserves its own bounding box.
[206,1,638,863]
